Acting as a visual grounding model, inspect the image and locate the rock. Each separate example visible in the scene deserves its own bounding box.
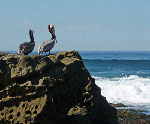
[0,52,8,57]
[0,51,118,124]
[109,103,127,107]
[117,109,150,123]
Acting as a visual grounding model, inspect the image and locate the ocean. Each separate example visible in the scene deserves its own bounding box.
[3,51,150,115]
[79,51,150,115]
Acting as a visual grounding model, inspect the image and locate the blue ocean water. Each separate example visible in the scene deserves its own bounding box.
[79,51,150,114]
[3,51,150,114]
[81,52,150,78]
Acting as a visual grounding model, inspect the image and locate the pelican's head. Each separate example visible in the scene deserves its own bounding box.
[29,29,34,34]
[29,29,34,36]
[48,24,55,33]
[50,24,54,29]
[29,29,34,40]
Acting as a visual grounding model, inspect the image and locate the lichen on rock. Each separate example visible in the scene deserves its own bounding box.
[0,51,118,124]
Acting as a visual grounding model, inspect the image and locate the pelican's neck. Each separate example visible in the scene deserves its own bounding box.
[49,28,56,40]
[30,36,34,43]
[51,33,56,40]
[30,33,34,43]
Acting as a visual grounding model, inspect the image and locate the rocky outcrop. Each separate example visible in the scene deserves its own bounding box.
[0,51,118,124]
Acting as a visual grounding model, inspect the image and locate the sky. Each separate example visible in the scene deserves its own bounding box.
[0,0,150,51]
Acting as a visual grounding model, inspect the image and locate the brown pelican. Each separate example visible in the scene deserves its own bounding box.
[18,29,35,55]
[38,24,57,55]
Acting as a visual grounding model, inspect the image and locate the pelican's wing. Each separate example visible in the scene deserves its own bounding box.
[42,39,55,52]
[19,42,30,50]
[18,42,35,55]
[38,39,55,54]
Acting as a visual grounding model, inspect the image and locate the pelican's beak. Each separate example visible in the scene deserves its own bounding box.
[48,25,50,29]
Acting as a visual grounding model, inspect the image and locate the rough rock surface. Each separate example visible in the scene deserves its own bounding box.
[0,51,118,124]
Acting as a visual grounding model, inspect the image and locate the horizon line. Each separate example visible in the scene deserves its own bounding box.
[1,50,150,52]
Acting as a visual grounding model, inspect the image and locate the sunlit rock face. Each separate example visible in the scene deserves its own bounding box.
[0,51,118,124]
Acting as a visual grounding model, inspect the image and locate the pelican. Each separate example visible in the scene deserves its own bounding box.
[38,24,57,55]
[18,29,35,55]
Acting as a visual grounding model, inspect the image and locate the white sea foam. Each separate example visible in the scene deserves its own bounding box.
[93,75,150,107]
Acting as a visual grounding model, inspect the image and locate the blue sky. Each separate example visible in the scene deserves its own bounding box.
[0,0,150,51]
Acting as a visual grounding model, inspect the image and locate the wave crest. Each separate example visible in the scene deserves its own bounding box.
[93,75,150,106]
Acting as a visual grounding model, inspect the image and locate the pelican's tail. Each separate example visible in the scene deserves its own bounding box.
[38,49,42,55]
[38,51,41,55]
[18,50,21,55]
